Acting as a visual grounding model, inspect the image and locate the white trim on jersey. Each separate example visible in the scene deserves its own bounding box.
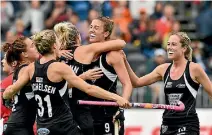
[164,73,169,85]
[59,82,68,97]
[25,92,35,100]
[99,55,117,82]
[184,73,197,98]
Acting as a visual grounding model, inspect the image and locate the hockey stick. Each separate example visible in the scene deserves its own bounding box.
[78,100,185,111]
[114,120,119,135]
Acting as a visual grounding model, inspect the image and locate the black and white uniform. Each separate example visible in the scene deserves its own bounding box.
[162,61,200,135]
[3,65,36,135]
[31,60,82,135]
[91,52,124,135]
[60,46,94,135]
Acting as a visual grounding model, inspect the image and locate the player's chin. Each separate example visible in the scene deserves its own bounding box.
[168,56,177,61]
[2,68,6,73]
[89,38,97,43]
[167,55,174,60]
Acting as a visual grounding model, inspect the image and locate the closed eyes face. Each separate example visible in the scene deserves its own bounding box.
[88,19,106,43]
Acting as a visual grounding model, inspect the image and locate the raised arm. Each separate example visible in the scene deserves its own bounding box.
[124,59,163,88]
[55,63,130,108]
[107,51,132,100]
[195,64,212,99]
[3,66,30,99]
[86,39,126,56]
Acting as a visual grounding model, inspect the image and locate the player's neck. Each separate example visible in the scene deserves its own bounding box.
[18,60,31,67]
[40,53,57,63]
[172,57,187,68]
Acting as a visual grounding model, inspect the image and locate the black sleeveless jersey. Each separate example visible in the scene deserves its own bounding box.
[90,52,118,121]
[31,60,73,125]
[163,61,200,127]
[60,46,94,112]
[7,64,36,127]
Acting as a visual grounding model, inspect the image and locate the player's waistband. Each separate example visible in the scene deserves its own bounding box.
[162,116,199,125]
[4,122,34,128]
[37,116,73,126]
[93,116,114,124]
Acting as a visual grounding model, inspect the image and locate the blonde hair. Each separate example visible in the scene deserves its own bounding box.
[32,30,56,55]
[54,22,79,50]
[171,32,192,61]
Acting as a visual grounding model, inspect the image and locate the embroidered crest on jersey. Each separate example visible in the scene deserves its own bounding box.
[161,125,168,133]
[36,77,43,83]
[37,128,50,135]
[167,93,183,105]
[176,83,186,88]
[166,82,172,88]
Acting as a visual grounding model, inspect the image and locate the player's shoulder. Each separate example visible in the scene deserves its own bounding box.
[27,62,36,72]
[156,63,171,71]
[106,50,122,58]
[49,61,65,68]
[189,61,204,73]
[106,50,123,64]
[189,61,201,68]
[48,61,69,72]
[155,63,171,77]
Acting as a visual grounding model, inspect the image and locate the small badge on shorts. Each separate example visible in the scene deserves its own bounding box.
[3,124,7,131]
[178,127,186,133]
[161,125,168,134]
[37,128,50,135]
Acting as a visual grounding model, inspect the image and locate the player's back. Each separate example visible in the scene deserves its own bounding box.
[31,60,72,124]
[60,46,94,112]
[59,46,94,135]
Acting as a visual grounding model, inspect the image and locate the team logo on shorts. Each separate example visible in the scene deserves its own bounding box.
[3,124,7,131]
[37,128,50,135]
[161,125,168,134]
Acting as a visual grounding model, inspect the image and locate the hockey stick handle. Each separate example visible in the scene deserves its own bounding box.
[78,100,185,111]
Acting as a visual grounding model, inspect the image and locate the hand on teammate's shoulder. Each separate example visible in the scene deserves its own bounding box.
[59,50,73,60]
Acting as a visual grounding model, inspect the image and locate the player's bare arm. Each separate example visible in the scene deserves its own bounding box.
[3,66,30,99]
[124,59,169,87]
[86,39,126,57]
[192,63,212,99]
[107,51,132,100]
[54,62,130,108]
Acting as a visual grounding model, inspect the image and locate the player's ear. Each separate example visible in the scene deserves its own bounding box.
[53,43,57,49]
[11,61,18,67]
[104,31,110,39]
[22,52,28,58]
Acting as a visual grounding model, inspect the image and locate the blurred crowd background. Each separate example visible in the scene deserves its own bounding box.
[1,0,212,107]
